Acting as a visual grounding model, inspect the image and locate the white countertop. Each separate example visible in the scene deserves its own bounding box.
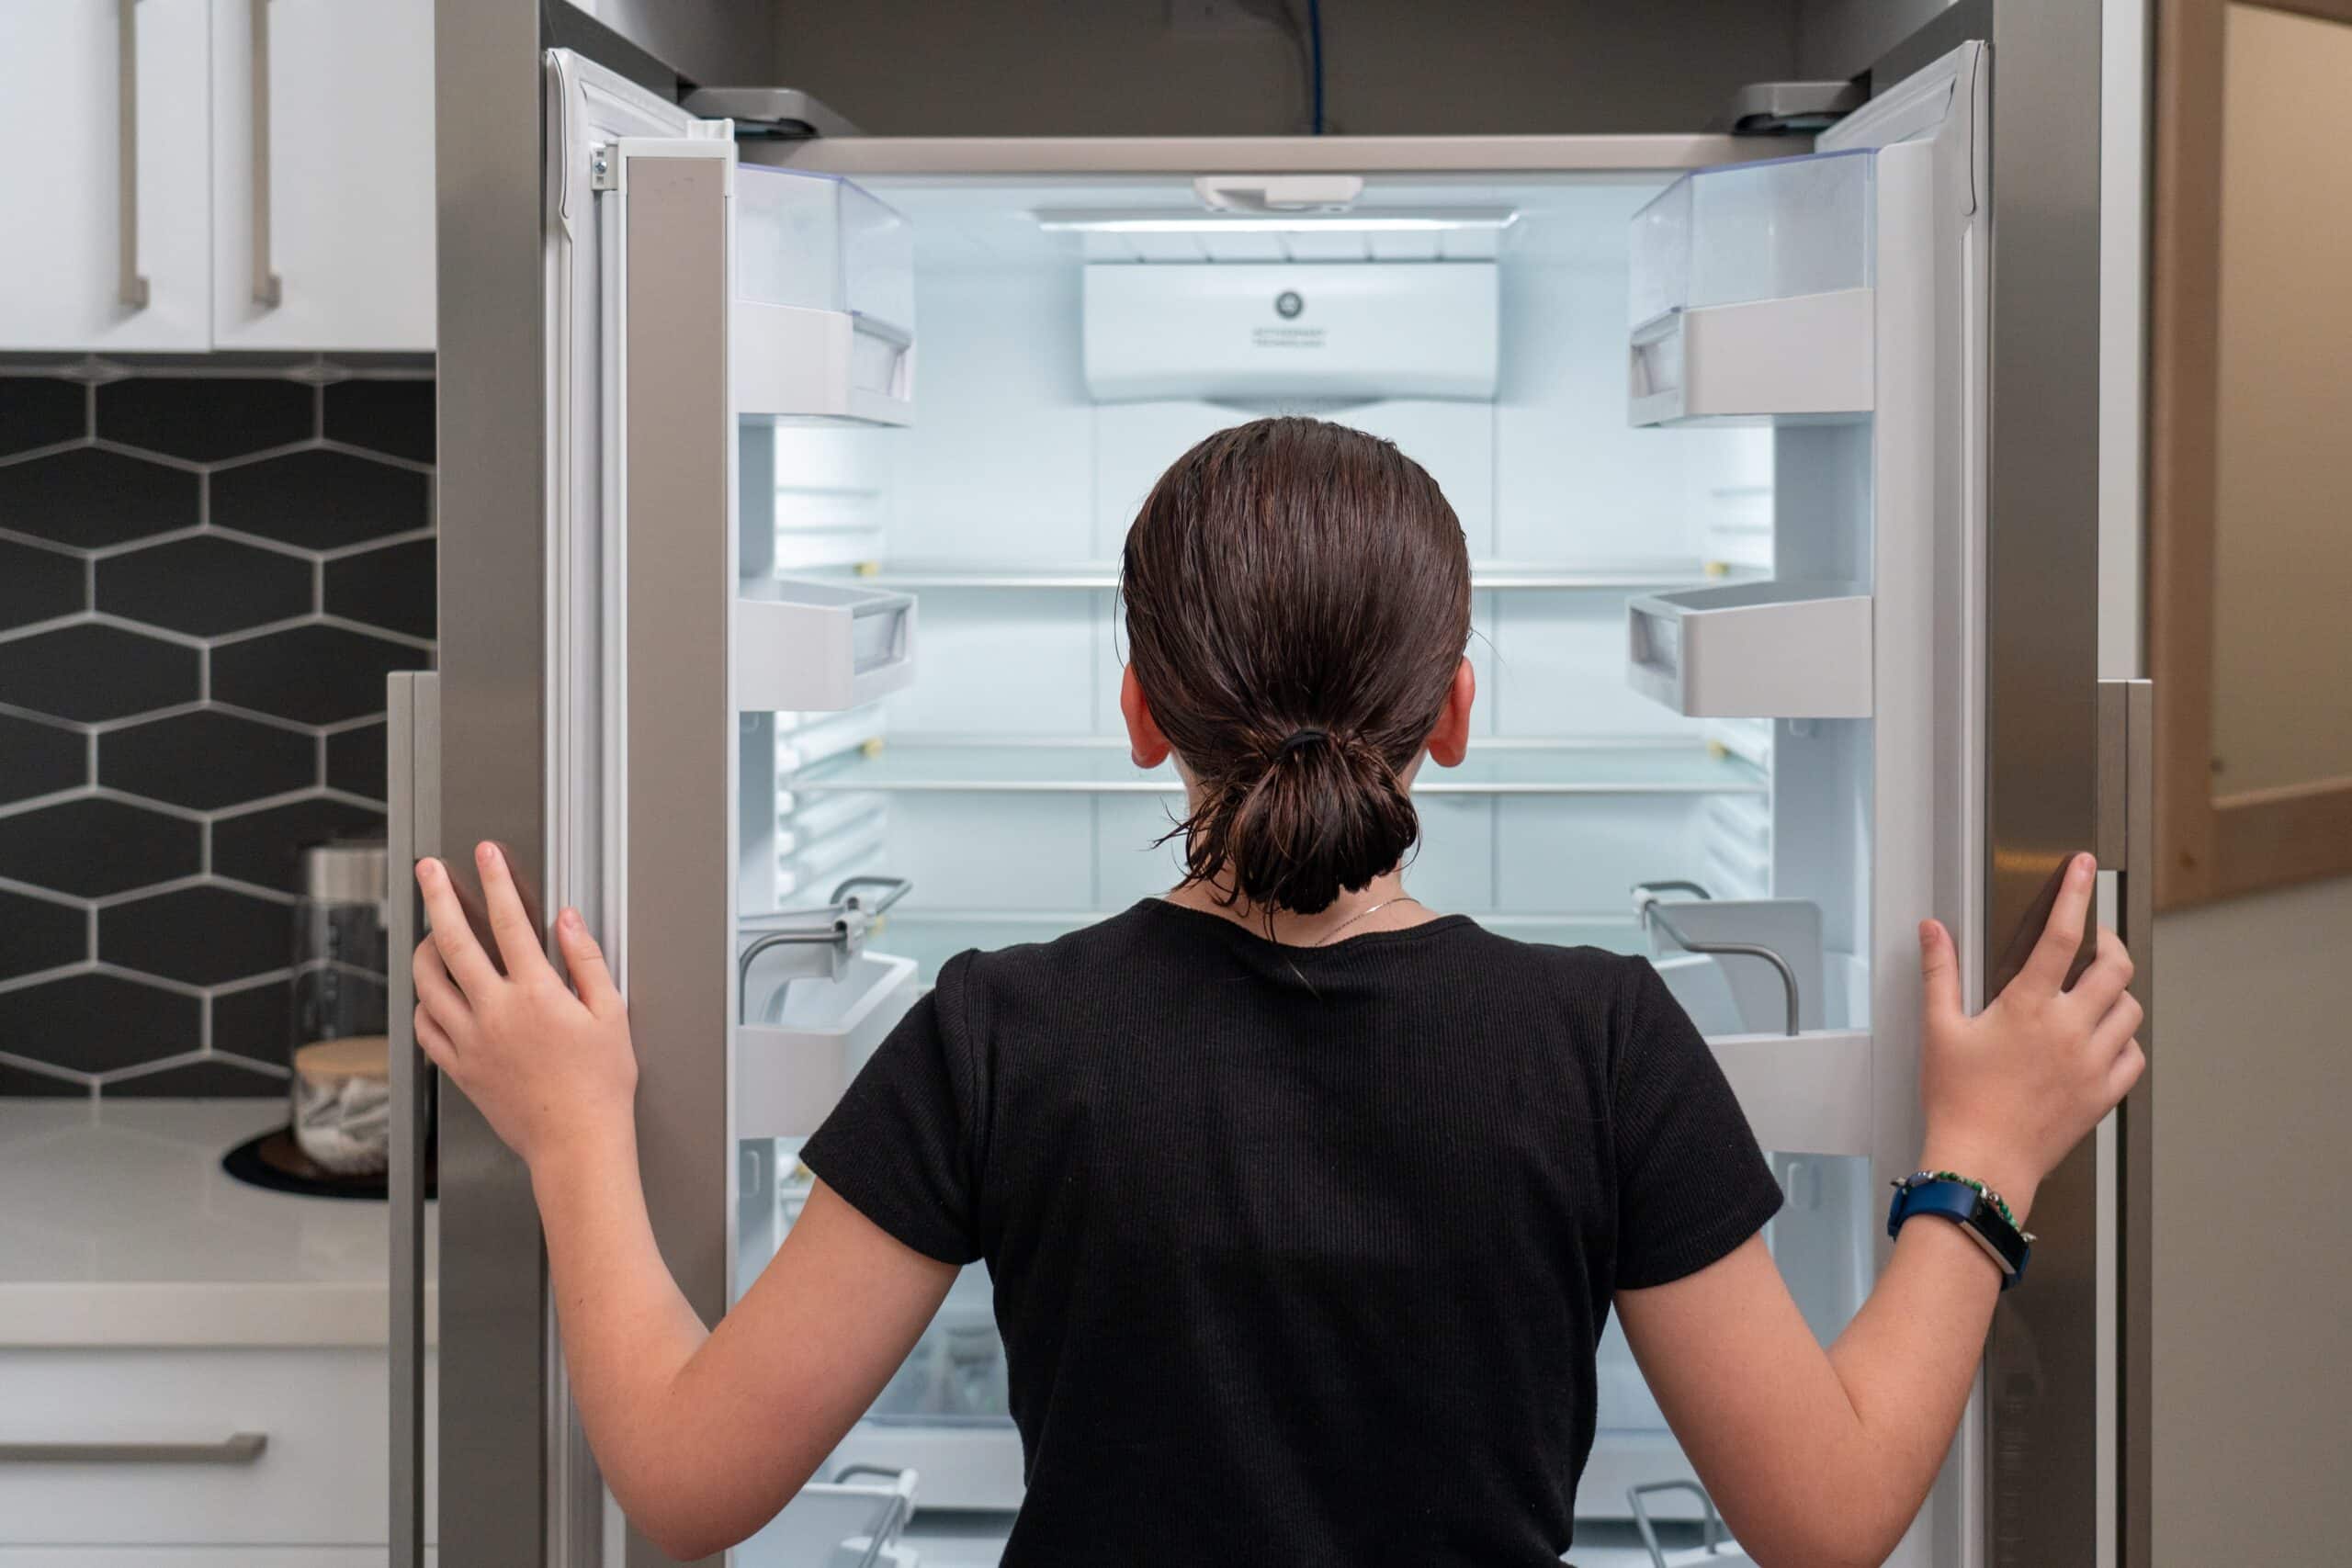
[0,1098,437,1349]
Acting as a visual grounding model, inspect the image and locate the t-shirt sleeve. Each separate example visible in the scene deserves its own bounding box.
[797,951,985,1266]
[1609,957,1786,1291]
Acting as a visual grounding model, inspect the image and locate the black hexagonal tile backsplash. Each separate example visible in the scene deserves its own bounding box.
[214,623,427,727]
[0,973,200,1075]
[324,379,434,463]
[325,723,388,803]
[97,378,315,463]
[0,362,434,1097]
[211,976,293,1066]
[0,537,85,630]
[0,623,199,722]
[0,797,200,897]
[98,534,312,637]
[101,886,294,987]
[0,378,86,458]
[0,446,198,548]
[213,447,429,551]
[0,887,85,980]
[325,536,435,641]
[101,710,316,811]
[0,712,85,804]
[213,795,388,894]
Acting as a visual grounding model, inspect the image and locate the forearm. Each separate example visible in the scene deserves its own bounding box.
[1798,1153,2031,1553]
[529,1125,721,1542]
[1804,1212,2005,1556]
[1664,1176,2025,1568]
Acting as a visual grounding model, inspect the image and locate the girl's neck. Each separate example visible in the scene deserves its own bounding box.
[1162,865,1438,946]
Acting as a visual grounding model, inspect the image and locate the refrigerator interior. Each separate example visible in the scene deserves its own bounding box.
[728,165,1883,1527]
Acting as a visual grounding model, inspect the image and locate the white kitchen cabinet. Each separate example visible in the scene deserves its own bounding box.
[0,1348,437,1551]
[0,1553,436,1567]
[0,0,432,354]
[0,0,214,352]
[209,0,435,350]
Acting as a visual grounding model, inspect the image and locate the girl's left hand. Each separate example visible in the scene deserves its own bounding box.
[412,841,638,1171]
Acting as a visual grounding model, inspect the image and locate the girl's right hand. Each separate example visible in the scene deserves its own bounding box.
[1915,852,2143,1222]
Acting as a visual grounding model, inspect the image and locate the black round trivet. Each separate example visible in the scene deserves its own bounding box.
[220,1126,435,1201]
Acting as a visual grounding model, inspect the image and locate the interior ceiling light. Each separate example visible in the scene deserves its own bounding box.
[1032,208,1519,234]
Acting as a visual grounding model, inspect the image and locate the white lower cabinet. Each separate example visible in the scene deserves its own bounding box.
[0,1348,435,1554]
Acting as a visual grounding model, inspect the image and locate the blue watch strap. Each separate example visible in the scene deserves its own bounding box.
[1887,1178,2030,1289]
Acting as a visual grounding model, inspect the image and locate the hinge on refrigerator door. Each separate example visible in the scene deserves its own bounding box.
[590,143,617,192]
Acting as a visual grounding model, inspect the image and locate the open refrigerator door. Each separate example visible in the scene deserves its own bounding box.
[1611,43,1992,1566]
[544,48,941,1567]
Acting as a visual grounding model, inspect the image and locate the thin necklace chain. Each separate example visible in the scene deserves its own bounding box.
[1310,894,1419,945]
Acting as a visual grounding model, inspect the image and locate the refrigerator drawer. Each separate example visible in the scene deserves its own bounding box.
[1626,581,1872,718]
[736,578,918,713]
[737,951,920,1139]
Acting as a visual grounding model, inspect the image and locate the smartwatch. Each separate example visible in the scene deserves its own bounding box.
[1886,1175,2032,1290]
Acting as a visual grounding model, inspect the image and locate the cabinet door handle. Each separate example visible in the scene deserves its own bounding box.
[249,0,282,307]
[115,0,148,309]
[0,1434,267,1465]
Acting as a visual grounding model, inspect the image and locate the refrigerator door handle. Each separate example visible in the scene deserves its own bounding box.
[386,671,439,1568]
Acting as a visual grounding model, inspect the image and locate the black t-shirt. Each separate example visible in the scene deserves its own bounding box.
[799,898,1781,1566]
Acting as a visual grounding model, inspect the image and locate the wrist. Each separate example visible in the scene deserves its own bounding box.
[526,1111,638,1195]
[1915,1139,2040,1225]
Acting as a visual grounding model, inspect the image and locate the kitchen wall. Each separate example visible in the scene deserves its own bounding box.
[766,0,1804,136]
[0,359,434,1099]
[570,0,780,88]
[1793,0,1958,79]
[2152,875,2352,1563]
[2145,5,2352,1559]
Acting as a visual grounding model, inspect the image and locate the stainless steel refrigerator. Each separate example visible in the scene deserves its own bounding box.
[395,3,2155,1564]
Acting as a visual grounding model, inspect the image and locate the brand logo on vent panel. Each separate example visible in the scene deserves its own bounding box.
[1273,290,1305,319]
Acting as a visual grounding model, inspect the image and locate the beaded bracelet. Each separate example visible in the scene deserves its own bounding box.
[1897,1170,2036,1243]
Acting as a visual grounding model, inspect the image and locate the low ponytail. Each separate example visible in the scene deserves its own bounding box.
[1120,418,1471,918]
[1185,728,1422,916]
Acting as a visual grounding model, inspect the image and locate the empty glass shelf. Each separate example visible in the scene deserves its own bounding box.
[871,911,1653,980]
[781,741,1768,795]
[820,560,1744,592]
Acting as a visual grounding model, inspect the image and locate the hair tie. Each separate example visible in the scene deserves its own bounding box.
[1276,728,1329,760]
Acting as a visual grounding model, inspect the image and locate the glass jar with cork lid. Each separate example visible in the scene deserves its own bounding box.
[289,838,392,1176]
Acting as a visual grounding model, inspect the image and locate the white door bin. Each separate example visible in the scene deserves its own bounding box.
[737,951,920,1140]
[736,577,918,714]
[1628,288,1874,425]
[734,166,915,425]
[1625,147,1876,427]
[1626,581,1872,718]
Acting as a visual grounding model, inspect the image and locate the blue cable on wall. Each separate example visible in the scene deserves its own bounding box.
[1308,0,1325,134]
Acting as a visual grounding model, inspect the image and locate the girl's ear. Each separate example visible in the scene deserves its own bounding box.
[1426,657,1476,768]
[1121,666,1171,768]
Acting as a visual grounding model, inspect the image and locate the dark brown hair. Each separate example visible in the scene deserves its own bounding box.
[1120,417,1472,916]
